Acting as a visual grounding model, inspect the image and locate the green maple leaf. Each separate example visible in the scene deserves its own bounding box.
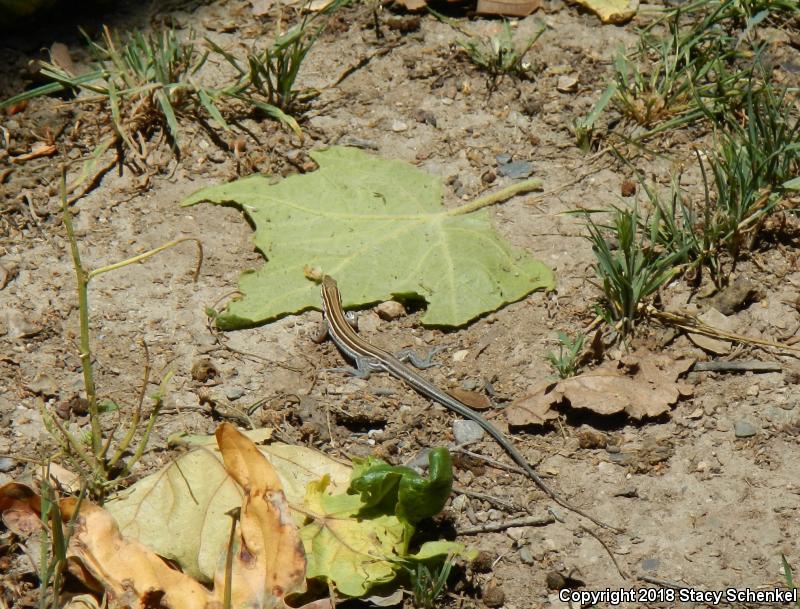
[183,146,554,327]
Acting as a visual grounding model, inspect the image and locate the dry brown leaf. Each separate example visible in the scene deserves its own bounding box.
[571,0,638,23]
[507,351,694,424]
[59,497,212,609]
[505,381,559,426]
[476,0,540,17]
[393,0,428,11]
[0,425,321,609]
[212,423,307,608]
[447,388,493,411]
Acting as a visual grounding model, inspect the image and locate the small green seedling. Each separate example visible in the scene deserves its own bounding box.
[458,20,545,90]
[584,205,686,337]
[546,331,586,378]
[781,555,800,609]
[405,554,456,609]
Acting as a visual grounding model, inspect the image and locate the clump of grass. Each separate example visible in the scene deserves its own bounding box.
[1,11,338,178]
[640,82,800,286]
[208,13,325,132]
[458,20,545,90]
[584,205,687,337]
[580,0,799,145]
[405,554,455,609]
[2,27,214,157]
[546,331,586,378]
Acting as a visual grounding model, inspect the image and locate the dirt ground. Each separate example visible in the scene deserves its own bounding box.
[2,0,800,607]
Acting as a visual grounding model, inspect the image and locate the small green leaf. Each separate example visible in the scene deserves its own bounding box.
[407,540,478,562]
[97,400,120,413]
[783,176,800,190]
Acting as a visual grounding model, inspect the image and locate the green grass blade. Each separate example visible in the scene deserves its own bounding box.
[198,89,229,129]
[155,88,180,142]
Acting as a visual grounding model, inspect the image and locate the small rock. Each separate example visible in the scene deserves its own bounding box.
[0,262,18,289]
[497,160,534,179]
[699,277,760,315]
[482,584,505,608]
[0,457,16,472]
[390,120,408,132]
[506,527,526,542]
[225,386,245,401]
[453,419,485,445]
[407,449,431,470]
[556,74,579,93]
[414,109,437,126]
[27,373,59,398]
[746,384,760,397]
[191,358,218,383]
[452,349,469,362]
[519,546,535,565]
[481,169,496,184]
[7,309,40,339]
[375,301,405,320]
[495,153,512,164]
[613,486,638,498]
[471,551,494,573]
[621,179,637,197]
[450,493,469,512]
[734,420,758,438]
[545,571,566,590]
[577,426,607,449]
[641,557,660,572]
[356,311,381,333]
[686,407,704,419]
[461,378,479,391]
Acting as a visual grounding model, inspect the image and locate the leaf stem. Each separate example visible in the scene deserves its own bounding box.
[447,178,543,216]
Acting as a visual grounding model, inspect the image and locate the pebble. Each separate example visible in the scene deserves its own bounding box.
[746,384,760,397]
[452,349,470,362]
[0,457,16,472]
[734,420,758,438]
[27,373,60,398]
[225,386,245,401]
[519,546,535,565]
[556,74,579,93]
[191,358,218,383]
[453,419,485,444]
[7,309,40,339]
[482,585,505,608]
[546,571,566,590]
[497,160,534,179]
[375,301,405,320]
[495,153,512,164]
[460,378,479,391]
[390,120,408,132]
[506,527,526,542]
[407,449,431,470]
[450,493,469,512]
[641,557,660,572]
[356,311,381,333]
